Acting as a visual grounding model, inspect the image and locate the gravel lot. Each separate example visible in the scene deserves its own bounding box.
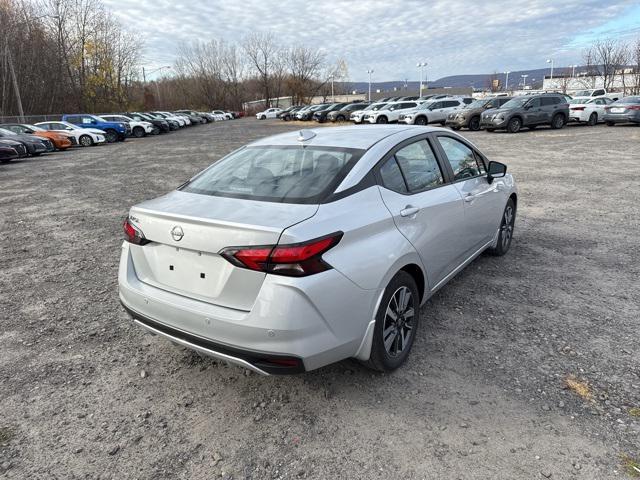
[1,119,639,480]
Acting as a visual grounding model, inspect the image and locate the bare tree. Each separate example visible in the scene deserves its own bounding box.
[286,46,325,104]
[584,38,629,90]
[632,37,640,95]
[243,32,280,107]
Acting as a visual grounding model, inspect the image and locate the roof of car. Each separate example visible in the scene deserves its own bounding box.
[248,125,437,149]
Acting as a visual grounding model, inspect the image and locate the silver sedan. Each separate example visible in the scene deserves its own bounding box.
[119,126,518,374]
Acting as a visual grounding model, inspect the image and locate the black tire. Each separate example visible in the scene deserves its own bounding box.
[550,113,565,129]
[486,128,495,132]
[606,121,615,127]
[132,126,145,138]
[376,116,388,124]
[79,135,93,147]
[414,116,427,125]
[587,113,597,126]
[337,115,345,122]
[450,126,461,130]
[488,198,516,256]
[468,116,481,131]
[151,127,160,135]
[507,117,521,133]
[104,129,118,143]
[364,271,420,372]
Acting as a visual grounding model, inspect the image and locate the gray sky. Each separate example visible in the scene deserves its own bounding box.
[106,0,640,81]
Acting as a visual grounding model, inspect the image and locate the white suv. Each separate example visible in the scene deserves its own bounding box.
[399,98,471,125]
[364,101,421,124]
[101,115,155,138]
[256,108,283,120]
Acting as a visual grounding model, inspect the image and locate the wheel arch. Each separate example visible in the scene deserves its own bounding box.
[400,263,426,304]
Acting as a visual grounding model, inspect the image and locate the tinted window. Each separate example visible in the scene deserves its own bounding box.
[394,140,444,192]
[182,146,363,203]
[443,101,459,108]
[498,98,511,106]
[541,97,557,106]
[527,98,541,108]
[379,158,407,193]
[429,102,443,109]
[66,116,80,123]
[438,136,485,181]
[594,90,605,96]
[462,98,473,105]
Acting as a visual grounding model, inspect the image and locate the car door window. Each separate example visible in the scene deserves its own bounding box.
[527,98,541,108]
[393,140,444,192]
[437,136,485,181]
[379,158,408,193]
[594,89,605,96]
[540,97,556,107]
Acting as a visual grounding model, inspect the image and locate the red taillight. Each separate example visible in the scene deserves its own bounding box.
[570,106,585,111]
[220,232,343,277]
[628,105,640,111]
[123,218,150,245]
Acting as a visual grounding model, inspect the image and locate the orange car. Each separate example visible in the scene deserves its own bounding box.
[0,123,74,150]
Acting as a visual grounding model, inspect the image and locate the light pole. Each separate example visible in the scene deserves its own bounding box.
[521,74,528,89]
[504,71,510,91]
[546,58,554,80]
[142,65,171,83]
[366,69,374,102]
[571,64,576,77]
[4,14,59,121]
[416,62,427,97]
[142,66,171,108]
[329,75,335,102]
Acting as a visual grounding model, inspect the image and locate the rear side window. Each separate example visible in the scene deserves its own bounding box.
[541,97,561,106]
[379,158,407,193]
[443,101,459,108]
[437,136,485,181]
[66,116,80,123]
[182,146,364,204]
[393,140,444,192]
[594,89,605,96]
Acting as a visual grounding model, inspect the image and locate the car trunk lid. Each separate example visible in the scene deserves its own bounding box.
[128,190,318,311]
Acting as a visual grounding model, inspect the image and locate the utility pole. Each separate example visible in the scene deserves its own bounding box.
[5,35,25,121]
[504,71,510,92]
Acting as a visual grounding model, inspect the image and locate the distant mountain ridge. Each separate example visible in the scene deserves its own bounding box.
[346,66,586,92]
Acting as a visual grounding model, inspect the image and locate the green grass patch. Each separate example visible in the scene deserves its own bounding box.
[622,455,640,477]
[0,426,15,444]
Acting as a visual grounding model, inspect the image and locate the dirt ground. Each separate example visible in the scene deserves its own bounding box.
[1,118,639,480]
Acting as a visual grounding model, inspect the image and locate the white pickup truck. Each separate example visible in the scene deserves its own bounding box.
[571,89,621,101]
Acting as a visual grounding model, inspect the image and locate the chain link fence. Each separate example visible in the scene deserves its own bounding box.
[0,114,64,124]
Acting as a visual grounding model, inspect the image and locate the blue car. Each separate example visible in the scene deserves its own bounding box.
[62,114,130,143]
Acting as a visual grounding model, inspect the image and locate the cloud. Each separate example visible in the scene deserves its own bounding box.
[104,0,638,81]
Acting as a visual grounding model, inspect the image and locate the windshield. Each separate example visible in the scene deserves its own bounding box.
[370,103,387,111]
[500,97,530,109]
[466,99,489,109]
[0,128,17,135]
[181,145,364,204]
[570,98,589,104]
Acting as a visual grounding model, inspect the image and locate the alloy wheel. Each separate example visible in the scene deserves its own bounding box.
[382,286,415,357]
[501,205,515,250]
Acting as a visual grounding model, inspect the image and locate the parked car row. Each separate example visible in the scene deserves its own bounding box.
[260,92,639,134]
[0,109,235,163]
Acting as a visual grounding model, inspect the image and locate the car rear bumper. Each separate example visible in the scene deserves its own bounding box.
[603,113,640,123]
[118,242,375,373]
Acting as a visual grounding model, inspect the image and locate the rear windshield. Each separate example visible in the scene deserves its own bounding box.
[181,145,364,204]
[616,96,640,104]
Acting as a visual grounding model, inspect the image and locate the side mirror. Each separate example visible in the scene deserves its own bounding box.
[487,161,507,183]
